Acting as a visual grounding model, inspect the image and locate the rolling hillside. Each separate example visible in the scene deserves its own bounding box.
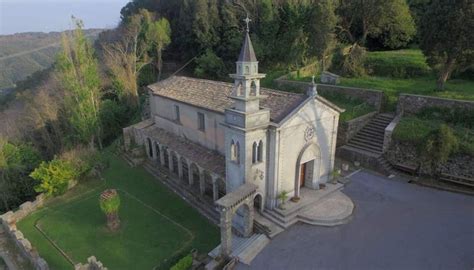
[0,29,103,90]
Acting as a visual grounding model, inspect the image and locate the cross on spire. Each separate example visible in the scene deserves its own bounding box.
[244,15,251,32]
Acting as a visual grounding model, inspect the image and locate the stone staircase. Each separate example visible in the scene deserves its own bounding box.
[208,234,270,265]
[260,183,347,229]
[142,161,220,224]
[346,113,394,154]
[338,113,397,175]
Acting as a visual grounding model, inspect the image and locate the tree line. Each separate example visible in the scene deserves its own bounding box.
[119,0,472,89]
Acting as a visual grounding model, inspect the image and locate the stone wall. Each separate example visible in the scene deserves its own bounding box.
[274,79,385,111]
[397,94,474,115]
[0,194,49,270]
[383,113,402,153]
[337,111,377,146]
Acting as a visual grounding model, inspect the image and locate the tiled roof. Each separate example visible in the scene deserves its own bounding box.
[148,76,307,123]
[141,124,226,176]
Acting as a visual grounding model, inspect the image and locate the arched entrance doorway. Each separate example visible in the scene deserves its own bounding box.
[294,143,321,197]
[180,157,189,182]
[170,151,179,175]
[253,193,263,212]
[189,163,200,193]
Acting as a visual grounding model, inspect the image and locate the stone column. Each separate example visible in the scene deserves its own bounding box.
[159,146,165,166]
[243,201,254,238]
[177,155,183,180]
[212,176,218,201]
[220,209,233,258]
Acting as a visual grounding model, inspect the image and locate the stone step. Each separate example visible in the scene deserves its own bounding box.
[347,141,383,153]
[350,138,383,148]
[356,129,385,138]
[345,143,382,155]
[361,125,387,134]
[351,133,384,142]
[237,234,270,265]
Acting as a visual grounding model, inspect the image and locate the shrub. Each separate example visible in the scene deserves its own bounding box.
[416,107,474,129]
[194,49,226,79]
[170,254,193,270]
[421,124,459,175]
[60,146,105,178]
[30,158,79,196]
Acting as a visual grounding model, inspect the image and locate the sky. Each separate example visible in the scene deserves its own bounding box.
[0,0,131,35]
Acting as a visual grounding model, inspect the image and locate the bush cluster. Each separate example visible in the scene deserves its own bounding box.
[170,254,193,270]
[365,50,431,78]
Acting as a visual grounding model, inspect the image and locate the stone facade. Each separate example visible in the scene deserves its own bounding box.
[0,194,49,270]
[397,94,474,115]
[382,113,402,153]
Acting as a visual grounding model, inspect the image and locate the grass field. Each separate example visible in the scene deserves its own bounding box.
[287,49,474,111]
[17,152,219,270]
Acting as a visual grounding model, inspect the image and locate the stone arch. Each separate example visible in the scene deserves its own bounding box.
[180,157,189,182]
[170,151,179,175]
[235,82,243,96]
[232,203,251,236]
[189,163,200,192]
[250,80,257,96]
[202,171,213,200]
[253,193,263,212]
[216,183,257,257]
[154,142,161,165]
[294,143,322,197]
[162,146,170,168]
[146,137,153,158]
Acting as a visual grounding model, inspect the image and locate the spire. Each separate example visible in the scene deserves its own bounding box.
[238,15,257,62]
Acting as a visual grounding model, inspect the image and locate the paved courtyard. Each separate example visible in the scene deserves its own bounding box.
[239,170,474,270]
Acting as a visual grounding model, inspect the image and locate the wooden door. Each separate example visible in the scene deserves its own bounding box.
[300,163,306,187]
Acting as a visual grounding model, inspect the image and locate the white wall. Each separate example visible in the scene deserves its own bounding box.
[275,98,339,198]
[150,94,226,154]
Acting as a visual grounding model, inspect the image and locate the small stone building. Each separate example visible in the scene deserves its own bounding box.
[125,25,343,240]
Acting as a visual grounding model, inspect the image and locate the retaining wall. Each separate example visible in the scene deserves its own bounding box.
[0,194,49,270]
[337,111,377,146]
[274,79,385,111]
[397,94,474,115]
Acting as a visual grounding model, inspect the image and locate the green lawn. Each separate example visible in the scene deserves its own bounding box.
[285,49,474,111]
[17,152,219,270]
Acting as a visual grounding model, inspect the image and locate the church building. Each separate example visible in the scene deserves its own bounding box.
[124,19,344,240]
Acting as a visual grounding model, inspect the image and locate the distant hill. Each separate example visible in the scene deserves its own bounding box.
[0,29,103,90]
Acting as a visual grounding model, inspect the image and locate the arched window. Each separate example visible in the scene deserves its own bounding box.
[245,66,249,74]
[231,140,236,161]
[257,140,264,162]
[235,141,240,164]
[236,83,242,96]
[231,140,240,164]
[252,142,258,164]
[250,81,257,96]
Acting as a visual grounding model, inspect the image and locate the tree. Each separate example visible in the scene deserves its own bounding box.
[147,18,171,81]
[336,0,416,47]
[419,0,474,90]
[30,158,78,197]
[100,189,121,231]
[0,138,41,212]
[56,18,102,149]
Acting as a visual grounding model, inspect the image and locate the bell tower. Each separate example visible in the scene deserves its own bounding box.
[224,16,270,196]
